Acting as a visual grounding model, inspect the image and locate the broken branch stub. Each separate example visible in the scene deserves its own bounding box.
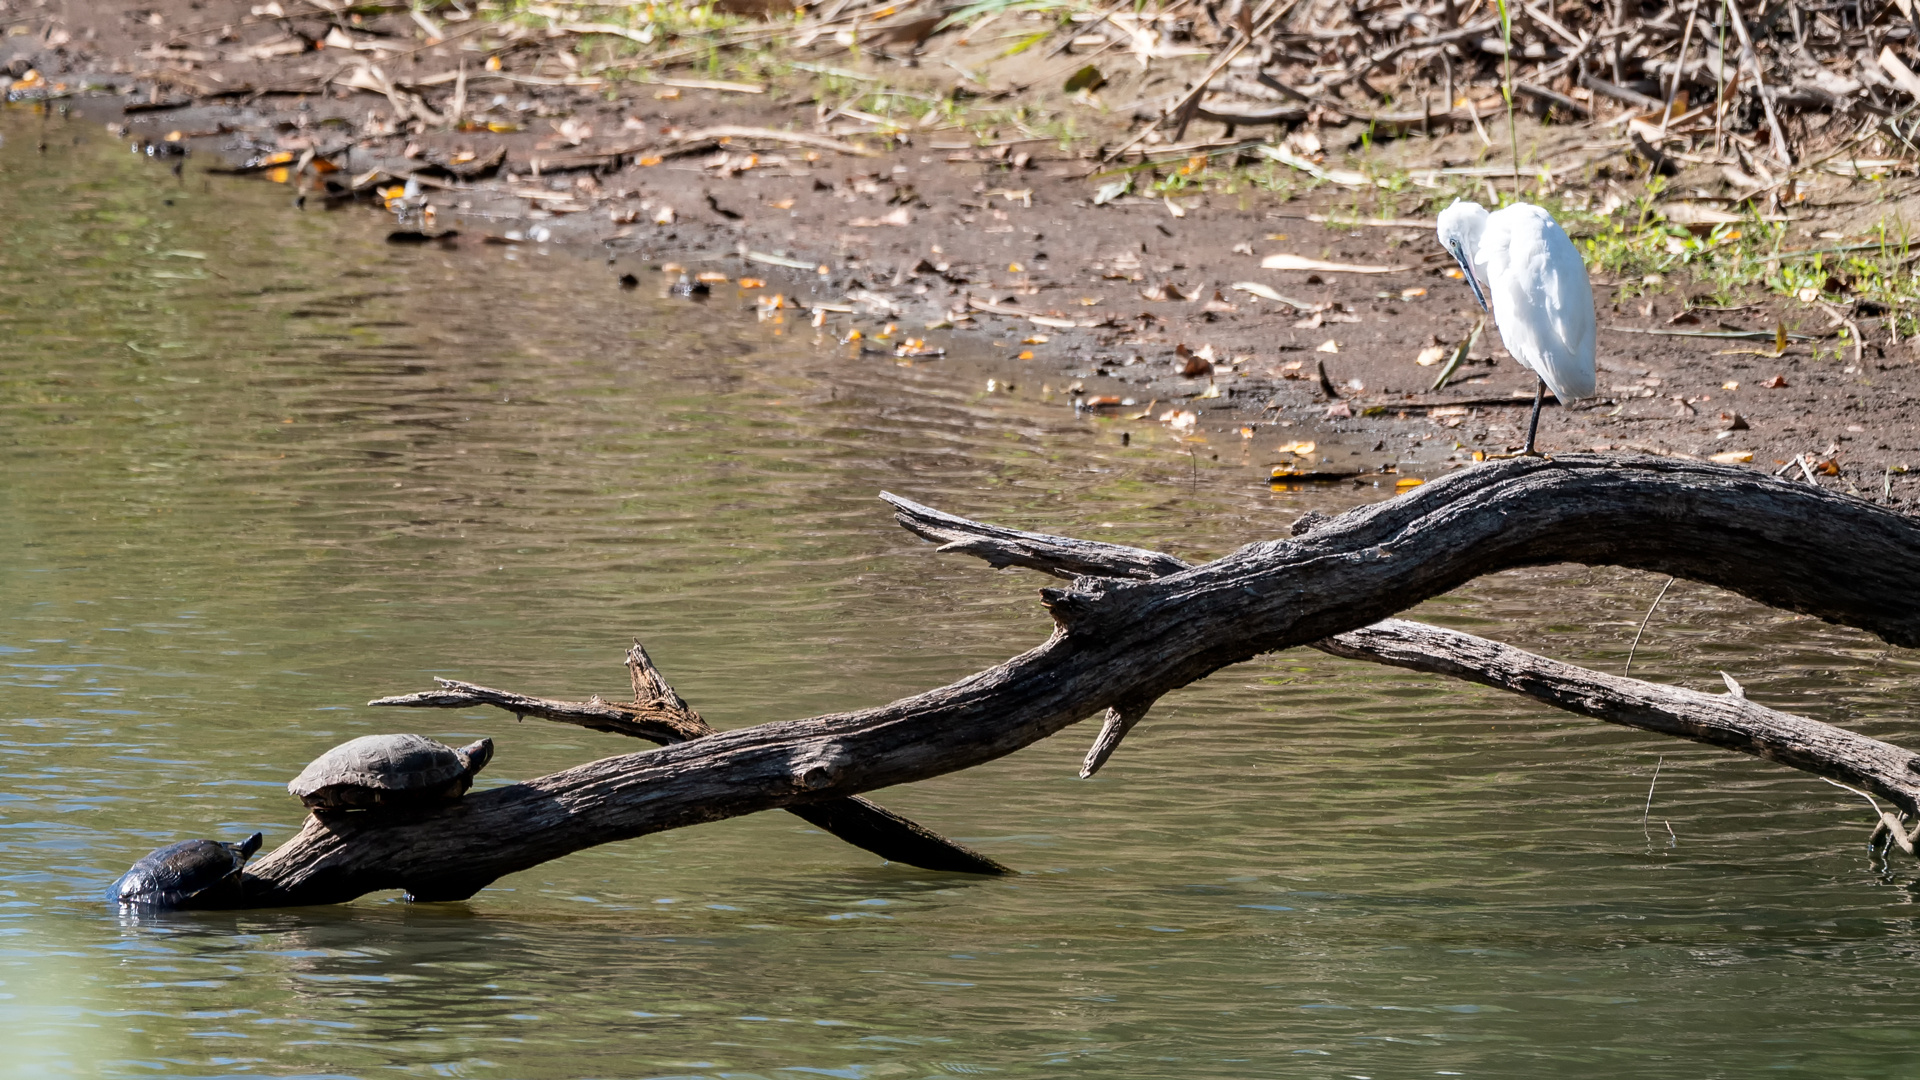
[882,492,1188,580]
[223,457,1920,907]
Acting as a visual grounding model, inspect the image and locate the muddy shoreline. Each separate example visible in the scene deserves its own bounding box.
[10,0,1920,499]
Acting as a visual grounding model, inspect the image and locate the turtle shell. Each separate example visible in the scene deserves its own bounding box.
[109,832,263,909]
[289,734,493,811]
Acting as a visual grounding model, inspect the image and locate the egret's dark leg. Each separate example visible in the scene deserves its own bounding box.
[1522,378,1545,456]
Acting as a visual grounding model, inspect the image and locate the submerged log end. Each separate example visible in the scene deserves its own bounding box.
[787,796,1012,875]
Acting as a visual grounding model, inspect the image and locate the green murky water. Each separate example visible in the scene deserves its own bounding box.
[7,104,1920,1079]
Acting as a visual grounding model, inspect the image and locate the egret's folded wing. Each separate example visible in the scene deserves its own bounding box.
[1487,225,1554,391]
[1492,213,1596,402]
[1536,220,1597,400]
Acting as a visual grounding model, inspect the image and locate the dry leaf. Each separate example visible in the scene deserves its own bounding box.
[1278,440,1317,455]
[1141,281,1196,302]
[1763,375,1789,388]
[1160,409,1199,432]
[1175,343,1212,378]
[850,207,913,227]
[1194,383,1223,399]
[1709,450,1754,464]
[1415,345,1449,366]
[1316,339,1340,353]
[1165,196,1187,218]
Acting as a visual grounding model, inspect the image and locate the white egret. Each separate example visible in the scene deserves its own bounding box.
[1435,200,1596,455]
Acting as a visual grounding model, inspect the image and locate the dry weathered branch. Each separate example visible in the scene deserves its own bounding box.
[367,647,1010,877]
[371,678,709,744]
[883,492,1188,580]
[1723,0,1794,166]
[894,478,1920,815]
[1315,620,1920,813]
[221,457,1920,907]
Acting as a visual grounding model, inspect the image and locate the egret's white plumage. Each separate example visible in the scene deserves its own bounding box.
[1436,200,1596,453]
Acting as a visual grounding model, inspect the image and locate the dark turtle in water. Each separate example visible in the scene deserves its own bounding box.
[289,734,493,812]
[109,831,263,909]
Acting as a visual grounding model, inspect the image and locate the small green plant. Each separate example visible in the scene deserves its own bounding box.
[1493,0,1520,188]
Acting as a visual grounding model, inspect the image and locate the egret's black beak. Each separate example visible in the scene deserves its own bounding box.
[1447,239,1489,312]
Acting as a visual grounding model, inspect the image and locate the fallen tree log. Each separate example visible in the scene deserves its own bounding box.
[900,488,1920,812]
[218,456,1920,907]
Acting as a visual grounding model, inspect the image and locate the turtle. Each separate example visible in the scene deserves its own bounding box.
[288,734,493,812]
[109,831,263,909]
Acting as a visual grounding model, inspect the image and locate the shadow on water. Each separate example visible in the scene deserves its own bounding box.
[8,103,1920,1077]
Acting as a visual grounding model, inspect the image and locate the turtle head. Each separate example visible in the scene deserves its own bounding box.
[457,738,495,779]
[236,832,263,860]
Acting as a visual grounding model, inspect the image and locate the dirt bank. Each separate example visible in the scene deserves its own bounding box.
[11,0,1920,500]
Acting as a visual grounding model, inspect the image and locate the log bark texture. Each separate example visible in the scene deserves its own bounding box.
[220,456,1920,907]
